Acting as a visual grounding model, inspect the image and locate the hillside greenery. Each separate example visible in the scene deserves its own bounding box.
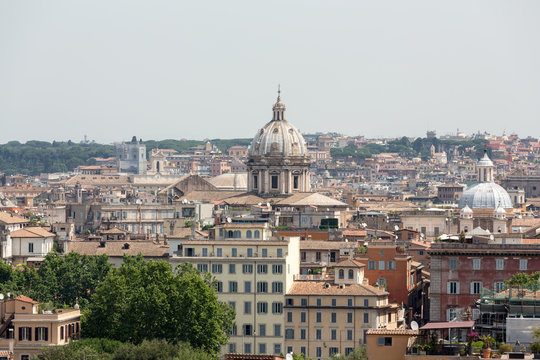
[0,138,252,175]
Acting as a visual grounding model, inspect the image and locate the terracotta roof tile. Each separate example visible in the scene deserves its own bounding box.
[10,227,55,238]
[286,280,387,296]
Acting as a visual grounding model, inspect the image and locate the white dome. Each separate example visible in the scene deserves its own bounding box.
[248,96,308,158]
[458,182,513,209]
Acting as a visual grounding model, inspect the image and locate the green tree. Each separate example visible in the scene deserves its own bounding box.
[330,346,367,360]
[83,256,234,356]
[505,272,540,288]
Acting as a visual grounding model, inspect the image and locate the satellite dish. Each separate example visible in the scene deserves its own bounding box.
[394,225,399,231]
[226,217,232,223]
[286,354,293,360]
[411,321,419,331]
[345,239,348,242]
[0,294,4,300]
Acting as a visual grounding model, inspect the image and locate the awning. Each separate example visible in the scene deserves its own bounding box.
[419,321,474,330]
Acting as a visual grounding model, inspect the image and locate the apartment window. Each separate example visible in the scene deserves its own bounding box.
[257,302,268,314]
[229,264,236,274]
[377,278,387,287]
[19,327,31,341]
[363,312,369,324]
[420,227,427,235]
[368,260,376,270]
[331,312,337,323]
[447,281,460,294]
[331,298,337,307]
[345,347,354,355]
[254,230,260,238]
[300,328,306,340]
[348,298,353,307]
[449,258,458,270]
[244,301,252,314]
[339,269,345,279]
[286,298,294,306]
[470,281,482,295]
[285,328,294,339]
[287,312,293,322]
[316,328,322,340]
[316,312,322,323]
[495,259,504,270]
[272,282,283,293]
[276,248,283,258]
[202,248,208,257]
[242,264,253,274]
[387,260,396,270]
[216,248,223,257]
[196,264,208,272]
[247,248,253,257]
[272,302,283,314]
[472,259,481,270]
[348,269,354,279]
[258,343,266,354]
[316,298,322,307]
[331,328,337,340]
[231,248,238,257]
[347,312,353,323]
[347,329,353,341]
[243,324,253,336]
[329,347,339,356]
[274,324,281,337]
[229,301,236,311]
[257,281,268,293]
[293,175,299,189]
[261,248,268,258]
[60,326,64,340]
[229,281,238,293]
[316,347,322,357]
[35,327,48,341]
[300,311,306,322]
[364,299,369,307]
[257,264,268,274]
[377,337,392,346]
[378,260,385,270]
[316,252,321,261]
[211,264,222,274]
[215,281,223,293]
[244,281,251,293]
[301,251,306,262]
[274,344,281,355]
[272,264,283,274]
[301,298,308,307]
[300,346,307,356]
[494,282,505,292]
[229,343,236,353]
[246,230,252,239]
[520,259,528,270]
[244,343,251,354]
[28,243,34,253]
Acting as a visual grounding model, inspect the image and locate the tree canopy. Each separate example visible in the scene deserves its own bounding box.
[83,256,234,356]
[505,271,540,289]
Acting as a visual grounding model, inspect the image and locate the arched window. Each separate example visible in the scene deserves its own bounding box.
[339,269,344,279]
[233,230,241,238]
[227,230,234,239]
[254,230,260,239]
[348,269,354,279]
[246,230,252,239]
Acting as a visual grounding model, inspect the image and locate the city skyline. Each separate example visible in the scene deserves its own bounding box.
[1,1,539,143]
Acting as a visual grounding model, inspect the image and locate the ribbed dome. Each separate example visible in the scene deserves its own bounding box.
[248,95,308,157]
[458,182,513,209]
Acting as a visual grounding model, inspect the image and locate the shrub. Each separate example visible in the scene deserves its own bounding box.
[498,343,512,354]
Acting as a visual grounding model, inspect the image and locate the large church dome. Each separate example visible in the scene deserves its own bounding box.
[458,151,513,209]
[458,182,513,209]
[248,94,308,158]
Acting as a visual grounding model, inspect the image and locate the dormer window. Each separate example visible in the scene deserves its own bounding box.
[348,269,354,279]
[338,269,344,279]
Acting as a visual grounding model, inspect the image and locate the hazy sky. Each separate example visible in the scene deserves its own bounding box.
[1,1,539,144]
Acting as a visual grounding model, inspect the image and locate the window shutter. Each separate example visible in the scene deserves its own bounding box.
[45,327,48,341]
[35,328,39,341]
[456,282,460,294]
[447,282,451,294]
[470,282,474,294]
[446,309,451,321]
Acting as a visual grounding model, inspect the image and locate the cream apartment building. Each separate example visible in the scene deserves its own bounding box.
[284,259,400,359]
[170,220,300,356]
